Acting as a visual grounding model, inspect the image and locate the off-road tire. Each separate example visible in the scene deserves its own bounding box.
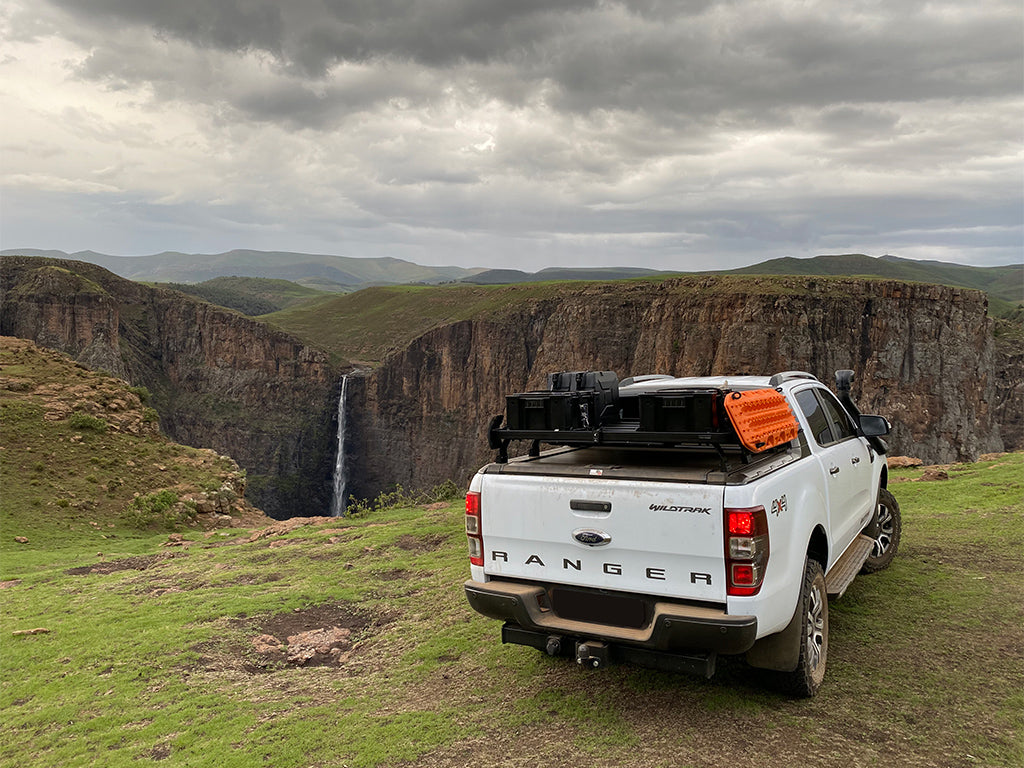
[861,487,901,574]
[777,559,828,698]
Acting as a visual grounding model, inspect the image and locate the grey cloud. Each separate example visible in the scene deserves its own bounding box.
[39,0,1024,130]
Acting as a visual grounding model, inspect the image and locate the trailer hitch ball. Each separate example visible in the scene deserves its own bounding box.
[575,641,608,669]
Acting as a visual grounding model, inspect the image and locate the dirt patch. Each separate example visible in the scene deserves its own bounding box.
[395,533,448,552]
[375,568,413,581]
[252,601,382,639]
[190,601,401,674]
[903,542,1020,573]
[246,517,336,542]
[65,553,181,576]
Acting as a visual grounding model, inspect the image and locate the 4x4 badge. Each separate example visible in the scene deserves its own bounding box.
[572,529,612,547]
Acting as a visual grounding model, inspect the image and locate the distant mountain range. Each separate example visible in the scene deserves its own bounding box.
[2,248,1020,314]
[0,248,483,290]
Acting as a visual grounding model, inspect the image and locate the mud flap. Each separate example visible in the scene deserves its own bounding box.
[744,591,803,673]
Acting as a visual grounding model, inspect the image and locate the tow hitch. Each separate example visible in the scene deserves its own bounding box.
[575,640,610,669]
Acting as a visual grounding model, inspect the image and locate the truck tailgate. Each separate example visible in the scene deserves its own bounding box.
[480,473,727,603]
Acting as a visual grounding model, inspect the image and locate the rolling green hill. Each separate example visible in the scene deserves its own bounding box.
[724,254,1022,314]
[263,283,567,364]
[156,276,331,316]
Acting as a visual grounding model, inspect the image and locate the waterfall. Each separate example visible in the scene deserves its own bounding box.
[329,375,349,517]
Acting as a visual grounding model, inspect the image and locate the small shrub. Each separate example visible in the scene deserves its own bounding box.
[127,385,151,404]
[120,490,190,530]
[347,479,463,516]
[68,411,108,433]
[141,407,160,424]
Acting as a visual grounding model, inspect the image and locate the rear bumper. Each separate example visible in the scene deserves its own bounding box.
[464,579,757,656]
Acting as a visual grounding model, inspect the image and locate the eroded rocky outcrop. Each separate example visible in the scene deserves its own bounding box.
[0,256,339,518]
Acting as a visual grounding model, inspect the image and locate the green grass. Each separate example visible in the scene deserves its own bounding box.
[1,454,1021,767]
[154,276,332,316]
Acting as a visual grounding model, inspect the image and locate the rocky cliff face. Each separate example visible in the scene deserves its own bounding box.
[0,257,339,518]
[348,277,1011,497]
[4,257,1018,515]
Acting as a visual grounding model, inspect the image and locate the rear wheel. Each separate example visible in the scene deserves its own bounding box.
[778,559,828,698]
[861,487,901,574]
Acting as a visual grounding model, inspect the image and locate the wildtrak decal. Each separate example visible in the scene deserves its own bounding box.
[649,504,712,514]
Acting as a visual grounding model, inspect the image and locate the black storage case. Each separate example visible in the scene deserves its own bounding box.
[547,370,619,414]
[505,371,619,432]
[637,389,724,433]
[506,391,596,431]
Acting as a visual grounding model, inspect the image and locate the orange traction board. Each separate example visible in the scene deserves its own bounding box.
[723,388,799,452]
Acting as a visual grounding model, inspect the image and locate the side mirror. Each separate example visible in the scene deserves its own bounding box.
[859,414,891,437]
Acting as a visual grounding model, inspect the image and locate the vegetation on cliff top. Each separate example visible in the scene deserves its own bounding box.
[724,253,1022,314]
[0,337,266,550]
[264,274,996,365]
[154,276,331,316]
[0,454,1020,767]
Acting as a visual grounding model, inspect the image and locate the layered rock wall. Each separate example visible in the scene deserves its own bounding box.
[349,277,1006,497]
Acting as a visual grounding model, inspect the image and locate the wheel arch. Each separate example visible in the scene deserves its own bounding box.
[807,524,829,571]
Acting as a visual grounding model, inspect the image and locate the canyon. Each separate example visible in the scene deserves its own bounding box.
[0,257,338,518]
[1,255,1020,517]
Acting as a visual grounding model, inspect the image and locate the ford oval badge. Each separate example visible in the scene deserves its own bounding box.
[572,528,612,547]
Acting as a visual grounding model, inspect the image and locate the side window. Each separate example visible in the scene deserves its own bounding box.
[818,390,857,441]
[795,389,834,446]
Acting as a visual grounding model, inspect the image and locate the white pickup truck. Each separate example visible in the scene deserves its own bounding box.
[464,370,900,696]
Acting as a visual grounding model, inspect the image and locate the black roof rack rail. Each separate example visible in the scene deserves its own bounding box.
[768,371,818,387]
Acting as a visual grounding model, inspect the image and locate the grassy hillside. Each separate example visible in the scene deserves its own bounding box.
[724,253,1023,315]
[1,453,1020,767]
[155,276,331,316]
[263,282,570,364]
[0,337,267,546]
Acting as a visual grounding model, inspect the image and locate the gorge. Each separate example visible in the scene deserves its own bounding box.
[1,255,1020,519]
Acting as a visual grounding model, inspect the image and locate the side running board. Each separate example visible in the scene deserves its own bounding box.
[825,535,874,599]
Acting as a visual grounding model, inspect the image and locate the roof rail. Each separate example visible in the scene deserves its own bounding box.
[619,374,674,387]
[768,370,819,387]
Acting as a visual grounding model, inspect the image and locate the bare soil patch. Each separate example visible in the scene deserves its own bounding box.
[65,552,181,576]
[190,601,401,676]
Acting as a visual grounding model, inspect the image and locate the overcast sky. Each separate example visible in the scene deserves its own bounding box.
[1,0,1021,272]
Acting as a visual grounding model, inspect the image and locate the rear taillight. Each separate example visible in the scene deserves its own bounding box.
[466,491,483,566]
[725,506,769,596]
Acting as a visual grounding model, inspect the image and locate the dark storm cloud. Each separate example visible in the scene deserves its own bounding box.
[39,0,1022,131]
[47,0,599,73]
[4,0,1020,268]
